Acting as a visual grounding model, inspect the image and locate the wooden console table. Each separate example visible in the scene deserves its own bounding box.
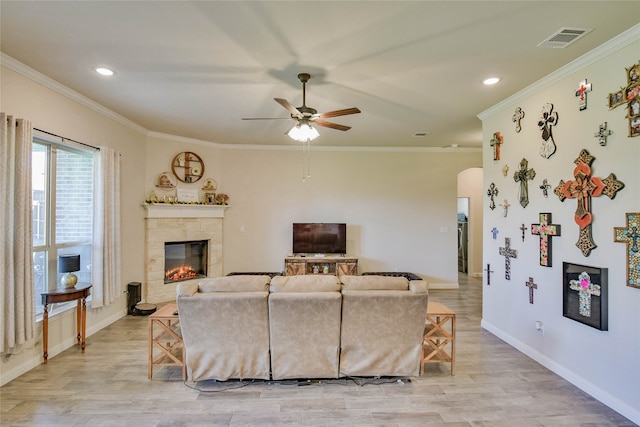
[284,256,358,277]
[41,283,92,364]
[148,303,186,380]
[421,301,456,375]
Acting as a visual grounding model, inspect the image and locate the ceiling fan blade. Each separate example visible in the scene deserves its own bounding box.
[241,117,292,120]
[320,107,361,118]
[274,98,302,117]
[313,119,351,131]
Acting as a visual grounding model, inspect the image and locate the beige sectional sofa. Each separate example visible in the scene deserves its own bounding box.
[176,275,272,381]
[176,274,428,382]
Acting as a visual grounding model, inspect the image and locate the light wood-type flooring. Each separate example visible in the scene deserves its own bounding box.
[1,274,635,426]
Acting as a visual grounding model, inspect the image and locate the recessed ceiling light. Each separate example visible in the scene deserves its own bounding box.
[94,67,115,76]
[483,77,501,86]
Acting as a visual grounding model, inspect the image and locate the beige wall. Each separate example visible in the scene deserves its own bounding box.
[1,65,147,385]
[479,31,639,422]
[144,136,482,290]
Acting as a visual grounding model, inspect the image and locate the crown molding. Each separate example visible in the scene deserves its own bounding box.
[146,130,480,153]
[478,23,640,120]
[1,52,148,134]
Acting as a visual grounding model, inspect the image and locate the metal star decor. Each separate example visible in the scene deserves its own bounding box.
[538,103,558,159]
[614,213,640,289]
[554,149,625,256]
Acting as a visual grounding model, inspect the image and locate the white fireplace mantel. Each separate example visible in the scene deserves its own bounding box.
[143,203,228,219]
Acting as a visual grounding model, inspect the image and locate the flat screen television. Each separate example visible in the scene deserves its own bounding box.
[292,223,347,255]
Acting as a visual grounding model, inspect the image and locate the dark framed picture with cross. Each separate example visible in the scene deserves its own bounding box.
[562,262,608,331]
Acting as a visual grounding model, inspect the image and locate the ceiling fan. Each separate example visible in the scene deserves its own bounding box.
[242,73,361,139]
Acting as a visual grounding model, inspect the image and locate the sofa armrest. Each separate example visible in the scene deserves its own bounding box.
[176,282,198,297]
[409,280,428,294]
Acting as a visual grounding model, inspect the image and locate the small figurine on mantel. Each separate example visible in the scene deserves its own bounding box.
[157,173,175,188]
[202,178,217,191]
[148,191,159,203]
[215,193,229,205]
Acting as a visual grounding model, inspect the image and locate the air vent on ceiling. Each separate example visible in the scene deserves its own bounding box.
[413,131,431,137]
[537,27,593,48]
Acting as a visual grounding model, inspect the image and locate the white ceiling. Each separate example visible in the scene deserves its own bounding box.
[1,1,639,148]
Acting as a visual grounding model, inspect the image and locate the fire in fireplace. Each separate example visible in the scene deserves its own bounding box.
[164,240,208,283]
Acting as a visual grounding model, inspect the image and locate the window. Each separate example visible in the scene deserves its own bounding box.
[32,136,94,314]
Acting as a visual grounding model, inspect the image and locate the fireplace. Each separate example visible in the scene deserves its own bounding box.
[144,204,226,303]
[164,240,208,283]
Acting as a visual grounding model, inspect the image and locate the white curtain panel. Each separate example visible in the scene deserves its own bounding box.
[0,113,36,354]
[91,147,122,308]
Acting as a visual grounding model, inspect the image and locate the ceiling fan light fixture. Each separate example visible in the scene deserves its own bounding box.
[288,120,319,142]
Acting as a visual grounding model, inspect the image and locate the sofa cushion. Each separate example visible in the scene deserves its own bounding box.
[340,275,409,291]
[198,275,270,293]
[270,275,340,293]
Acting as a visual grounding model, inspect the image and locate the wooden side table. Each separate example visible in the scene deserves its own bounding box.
[421,301,456,375]
[41,283,92,364]
[148,303,186,380]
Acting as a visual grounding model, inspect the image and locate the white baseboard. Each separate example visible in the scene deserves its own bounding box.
[428,281,459,289]
[481,319,640,425]
[0,309,126,386]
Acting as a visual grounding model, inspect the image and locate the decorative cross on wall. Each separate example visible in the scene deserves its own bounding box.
[607,61,640,138]
[487,183,499,210]
[554,149,625,256]
[498,237,518,280]
[490,132,503,161]
[520,224,527,242]
[575,79,592,111]
[499,199,511,217]
[512,107,525,133]
[539,178,551,198]
[491,227,499,240]
[538,103,558,159]
[614,212,640,289]
[484,263,494,285]
[569,271,601,317]
[513,158,536,208]
[531,213,561,267]
[594,122,613,146]
[525,277,537,304]
[502,164,509,177]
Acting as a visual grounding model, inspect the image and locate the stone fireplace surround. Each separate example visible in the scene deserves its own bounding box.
[143,204,227,303]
